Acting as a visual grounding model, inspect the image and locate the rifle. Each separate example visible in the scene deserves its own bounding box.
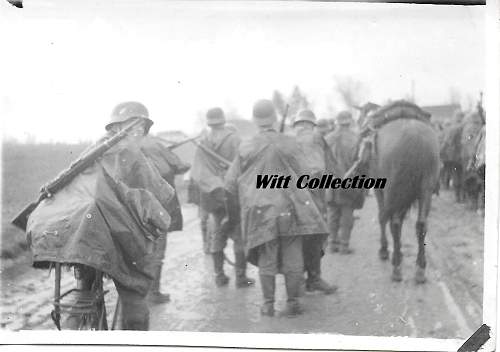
[191,139,232,170]
[279,104,290,133]
[343,136,372,179]
[11,118,146,231]
[162,134,202,151]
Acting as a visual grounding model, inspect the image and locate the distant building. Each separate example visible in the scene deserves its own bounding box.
[422,104,461,125]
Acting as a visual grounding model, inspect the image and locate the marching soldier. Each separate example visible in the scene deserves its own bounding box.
[293,110,337,294]
[140,134,191,303]
[440,110,465,201]
[29,101,175,330]
[187,177,210,254]
[190,107,255,288]
[225,100,329,317]
[315,118,331,137]
[325,111,364,254]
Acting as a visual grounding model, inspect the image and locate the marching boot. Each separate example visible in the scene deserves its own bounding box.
[329,241,340,253]
[339,228,354,255]
[201,219,210,255]
[259,275,275,317]
[148,264,170,304]
[212,251,229,287]
[234,251,255,288]
[307,271,338,295]
[306,254,338,295]
[339,244,354,255]
[284,273,304,317]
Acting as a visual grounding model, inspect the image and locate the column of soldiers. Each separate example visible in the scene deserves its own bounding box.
[192,100,363,316]
[54,99,363,330]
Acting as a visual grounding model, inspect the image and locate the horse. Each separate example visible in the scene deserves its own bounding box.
[361,101,440,283]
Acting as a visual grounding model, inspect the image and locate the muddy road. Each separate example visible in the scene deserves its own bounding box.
[1,190,483,338]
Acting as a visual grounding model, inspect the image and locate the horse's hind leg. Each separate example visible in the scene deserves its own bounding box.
[390,214,403,282]
[415,188,432,284]
[375,189,389,260]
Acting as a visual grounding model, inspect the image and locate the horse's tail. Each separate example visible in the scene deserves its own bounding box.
[381,132,438,223]
[381,162,420,223]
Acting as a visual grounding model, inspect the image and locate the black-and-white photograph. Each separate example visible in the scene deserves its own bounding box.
[0,0,497,350]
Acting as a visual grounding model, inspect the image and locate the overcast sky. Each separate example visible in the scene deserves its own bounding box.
[0,1,485,143]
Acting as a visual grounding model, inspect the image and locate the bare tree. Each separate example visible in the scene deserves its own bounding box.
[288,85,310,123]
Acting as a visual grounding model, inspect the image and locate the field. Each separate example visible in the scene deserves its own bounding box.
[2,142,90,259]
[1,140,195,261]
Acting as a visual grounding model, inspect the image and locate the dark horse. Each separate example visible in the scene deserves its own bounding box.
[362,102,440,283]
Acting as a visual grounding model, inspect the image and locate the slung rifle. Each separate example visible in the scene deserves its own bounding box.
[12,118,146,231]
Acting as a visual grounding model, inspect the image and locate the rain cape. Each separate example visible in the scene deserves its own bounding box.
[140,135,190,231]
[325,127,365,208]
[225,129,328,263]
[26,139,174,295]
[190,128,240,212]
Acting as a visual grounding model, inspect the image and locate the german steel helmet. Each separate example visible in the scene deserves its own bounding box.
[252,99,277,126]
[106,101,153,134]
[316,118,329,129]
[336,110,353,125]
[294,109,317,126]
[206,107,226,126]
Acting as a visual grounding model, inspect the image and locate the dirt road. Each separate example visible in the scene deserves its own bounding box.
[1,190,483,338]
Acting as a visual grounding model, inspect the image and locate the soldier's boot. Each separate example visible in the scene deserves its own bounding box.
[212,251,229,287]
[307,263,338,295]
[339,245,354,255]
[234,251,256,288]
[284,273,304,317]
[201,219,210,255]
[339,225,353,255]
[259,275,275,317]
[148,265,170,304]
[329,240,340,253]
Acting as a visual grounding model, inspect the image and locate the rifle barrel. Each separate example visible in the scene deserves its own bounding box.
[167,135,201,150]
[191,139,232,167]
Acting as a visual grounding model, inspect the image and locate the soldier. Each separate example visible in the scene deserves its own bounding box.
[28,101,175,330]
[190,107,255,288]
[140,134,191,303]
[325,111,364,254]
[327,118,336,133]
[293,110,337,294]
[225,100,329,317]
[187,177,210,254]
[316,118,330,137]
[440,110,465,201]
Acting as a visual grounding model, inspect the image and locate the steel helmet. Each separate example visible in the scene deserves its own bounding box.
[294,109,317,126]
[316,118,329,129]
[252,99,277,127]
[206,107,226,126]
[106,101,153,134]
[336,110,353,126]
